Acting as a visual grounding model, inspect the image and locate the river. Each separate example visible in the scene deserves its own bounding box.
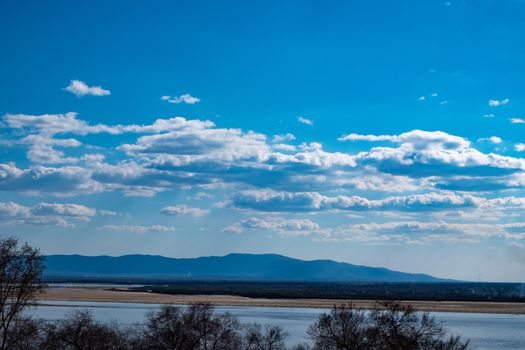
[26,300,525,349]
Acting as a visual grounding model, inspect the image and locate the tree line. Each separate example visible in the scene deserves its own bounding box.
[0,237,470,350]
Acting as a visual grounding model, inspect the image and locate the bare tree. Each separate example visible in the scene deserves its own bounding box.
[307,304,370,350]
[243,324,288,350]
[0,237,44,350]
[3,316,43,350]
[134,303,244,350]
[308,301,469,350]
[135,304,200,350]
[41,309,130,350]
[201,313,243,350]
[133,303,291,350]
[368,301,469,350]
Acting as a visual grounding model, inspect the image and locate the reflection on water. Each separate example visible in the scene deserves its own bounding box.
[27,301,525,350]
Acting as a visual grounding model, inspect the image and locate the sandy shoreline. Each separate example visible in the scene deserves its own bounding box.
[35,287,525,315]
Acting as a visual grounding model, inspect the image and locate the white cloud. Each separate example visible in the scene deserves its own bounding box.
[118,125,270,165]
[3,112,121,136]
[3,111,525,203]
[0,201,98,227]
[340,129,469,147]
[515,144,525,152]
[160,204,209,216]
[418,96,425,101]
[352,130,525,177]
[338,133,396,142]
[272,133,296,143]
[99,210,118,216]
[223,217,320,235]
[297,116,314,126]
[3,110,525,246]
[488,98,510,107]
[20,135,82,164]
[0,163,100,196]
[194,192,213,200]
[97,224,176,233]
[326,221,525,242]
[510,118,525,124]
[223,216,525,243]
[63,80,110,97]
[270,142,356,168]
[431,93,438,97]
[440,100,449,105]
[0,202,30,218]
[228,190,484,213]
[478,136,503,144]
[482,114,495,118]
[161,94,200,104]
[81,154,106,163]
[30,202,96,217]
[272,143,297,151]
[3,113,218,140]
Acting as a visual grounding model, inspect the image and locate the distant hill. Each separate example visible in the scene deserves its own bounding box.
[44,253,445,283]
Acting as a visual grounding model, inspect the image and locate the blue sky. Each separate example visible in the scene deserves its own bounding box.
[1,0,525,281]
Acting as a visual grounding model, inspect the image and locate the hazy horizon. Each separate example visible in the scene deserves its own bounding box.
[1,0,525,283]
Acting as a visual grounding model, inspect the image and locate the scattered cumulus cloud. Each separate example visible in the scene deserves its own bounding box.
[344,130,525,179]
[99,210,118,216]
[161,94,200,104]
[160,204,209,217]
[417,93,446,105]
[488,99,510,107]
[225,217,525,243]
[63,80,110,97]
[0,162,99,196]
[97,224,176,233]
[510,118,525,124]
[324,221,525,243]
[338,133,396,142]
[227,190,484,213]
[339,129,469,145]
[515,144,525,152]
[30,202,96,218]
[3,111,525,245]
[272,133,296,143]
[193,192,213,200]
[297,116,313,125]
[224,217,320,235]
[478,136,503,144]
[3,112,121,136]
[3,113,525,201]
[272,143,296,151]
[0,201,98,227]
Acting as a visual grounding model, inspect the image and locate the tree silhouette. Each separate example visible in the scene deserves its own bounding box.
[0,237,44,350]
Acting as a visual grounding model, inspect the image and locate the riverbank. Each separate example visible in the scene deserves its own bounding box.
[36,287,525,314]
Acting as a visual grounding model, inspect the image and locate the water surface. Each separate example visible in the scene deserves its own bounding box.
[28,300,525,349]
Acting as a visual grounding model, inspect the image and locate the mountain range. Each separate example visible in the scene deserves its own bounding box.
[44,253,445,282]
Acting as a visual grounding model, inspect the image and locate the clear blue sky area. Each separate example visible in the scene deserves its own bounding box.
[1,0,525,281]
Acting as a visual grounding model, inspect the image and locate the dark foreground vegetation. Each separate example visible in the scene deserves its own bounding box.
[129,281,525,302]
[1,237,471,349]
[5,302,469,350]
